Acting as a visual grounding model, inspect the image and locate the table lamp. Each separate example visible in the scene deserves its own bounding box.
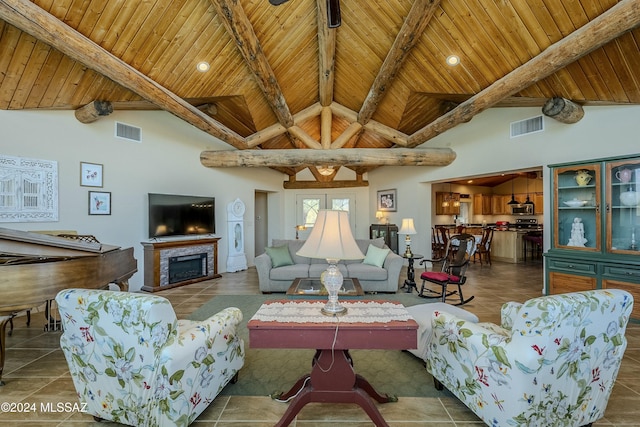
[295,225,306,239]
[399,218,416,257]
[375,210,386,224]
[297,210,364,315]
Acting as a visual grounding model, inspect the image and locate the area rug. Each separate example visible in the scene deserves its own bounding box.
[189,293,448,398]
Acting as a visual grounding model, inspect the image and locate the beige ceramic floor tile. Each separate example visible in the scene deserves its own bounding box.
[2,262,639,426]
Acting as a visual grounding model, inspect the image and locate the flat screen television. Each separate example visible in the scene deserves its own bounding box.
[148,193,215,238]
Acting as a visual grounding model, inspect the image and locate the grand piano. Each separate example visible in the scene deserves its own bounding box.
[0,227,137,385]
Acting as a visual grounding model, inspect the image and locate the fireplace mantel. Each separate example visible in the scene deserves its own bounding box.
[141,237,220,292]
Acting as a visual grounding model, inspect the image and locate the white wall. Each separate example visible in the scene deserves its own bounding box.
[2,105,639,291]
[366,105,640,258]
[0,109,284,291]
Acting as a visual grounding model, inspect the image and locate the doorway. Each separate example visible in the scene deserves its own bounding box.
[254,191,268,256]
[295,193,356,240]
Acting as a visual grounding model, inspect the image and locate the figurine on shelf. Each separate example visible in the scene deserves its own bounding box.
[574,170,592,186]
[567,217,587,247]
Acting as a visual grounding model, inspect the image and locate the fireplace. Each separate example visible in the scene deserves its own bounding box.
[168,253,208,284]
[142,238,220,292]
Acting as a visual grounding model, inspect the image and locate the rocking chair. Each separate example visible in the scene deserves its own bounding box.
[418,233,475,306]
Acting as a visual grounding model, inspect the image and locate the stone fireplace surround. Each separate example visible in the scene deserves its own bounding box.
[141,237,220,292]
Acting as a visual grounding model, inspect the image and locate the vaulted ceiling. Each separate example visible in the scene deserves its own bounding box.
[1,0,639,187]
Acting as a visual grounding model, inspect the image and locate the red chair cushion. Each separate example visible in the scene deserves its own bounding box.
[420,271,461,283]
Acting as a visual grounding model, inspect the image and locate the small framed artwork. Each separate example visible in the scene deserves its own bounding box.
[89,191,111,215]
[377,189,397,212]
[80,162,103,187]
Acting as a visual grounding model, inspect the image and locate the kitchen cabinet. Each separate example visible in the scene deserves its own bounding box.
[491,230,524,263]
[369,224,399,254]
[473,194,492,215]
[435,192,460,215]
[534,193,544,214]
[545,155,640,318]
[491,195,509,214]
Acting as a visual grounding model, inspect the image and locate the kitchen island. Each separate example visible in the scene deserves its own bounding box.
[491,230,526,263]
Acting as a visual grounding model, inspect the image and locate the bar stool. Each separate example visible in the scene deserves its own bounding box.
[523,232,543,261]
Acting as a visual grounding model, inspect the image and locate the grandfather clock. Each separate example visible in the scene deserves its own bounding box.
[226,198,248,272]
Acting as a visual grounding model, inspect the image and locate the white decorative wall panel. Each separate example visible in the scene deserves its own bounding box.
[0,155,58,222]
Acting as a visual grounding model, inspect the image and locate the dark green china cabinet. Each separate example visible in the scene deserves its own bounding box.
[545,155,640,318]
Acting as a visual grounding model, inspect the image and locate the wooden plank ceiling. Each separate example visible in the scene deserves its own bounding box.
[0,0,639,187]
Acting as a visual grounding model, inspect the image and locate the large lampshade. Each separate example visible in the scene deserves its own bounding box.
[297,210,364,261]
[297,210,364,315]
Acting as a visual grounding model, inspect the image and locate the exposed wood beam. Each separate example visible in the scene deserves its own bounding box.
[200,147,456,168]
[211,0,293,127]
[328,0,439,151]
[246,122,287,148]
[211,0,325,150]
[358,0,441,125]
[330,102,409,146]
[330,122,363,149]
[245,103,322,148]
[74,100,113,123]
[0,0,247,149]
[316,0,336,107]
[542,97,584,123]
[284,173,369,189]
[407,0,640,147]
[320,106,332,149]
[288,126,323,149]
[271,166,298,176]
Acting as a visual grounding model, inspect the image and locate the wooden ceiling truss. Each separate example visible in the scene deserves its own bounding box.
[1,0,639,188]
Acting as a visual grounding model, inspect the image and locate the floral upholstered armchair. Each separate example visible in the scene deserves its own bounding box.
[55,289,245,427]
[426,289,633,427]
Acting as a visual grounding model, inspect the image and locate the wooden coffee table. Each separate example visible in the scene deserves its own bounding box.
[247,300,417,427]
[286,277,364,298]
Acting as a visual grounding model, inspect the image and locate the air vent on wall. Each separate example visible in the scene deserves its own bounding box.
[115,121,142,142]
[510,115,544,138]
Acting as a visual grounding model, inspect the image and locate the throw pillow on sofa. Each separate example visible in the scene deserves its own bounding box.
[362,244,390,268]
[265,244,294,267]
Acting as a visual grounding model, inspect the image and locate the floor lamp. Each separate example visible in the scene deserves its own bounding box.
[296,210,364,315]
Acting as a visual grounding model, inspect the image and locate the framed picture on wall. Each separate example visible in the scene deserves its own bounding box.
[89,191,111,215]
[80,162,103,187]
[377,189,397,212]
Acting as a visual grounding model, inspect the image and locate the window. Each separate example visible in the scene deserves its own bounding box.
[302,197,321,227]
[296,194,356,233]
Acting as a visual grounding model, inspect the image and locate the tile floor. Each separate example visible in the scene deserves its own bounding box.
[1,258,640,426]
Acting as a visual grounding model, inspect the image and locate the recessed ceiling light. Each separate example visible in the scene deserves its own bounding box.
[196,61,210,72]
[446,55,460,66]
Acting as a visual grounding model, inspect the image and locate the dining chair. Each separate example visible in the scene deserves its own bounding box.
[431,227,443,258]
[473,227,494,266]
[434,226,449,259]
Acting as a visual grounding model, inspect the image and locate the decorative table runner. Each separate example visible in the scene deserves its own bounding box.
[250,300,412,323]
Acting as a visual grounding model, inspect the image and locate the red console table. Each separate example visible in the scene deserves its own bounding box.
[247,300,418,427]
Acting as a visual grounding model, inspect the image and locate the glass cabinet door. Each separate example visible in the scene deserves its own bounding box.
[606,158,640,254]
[553,164,601,251]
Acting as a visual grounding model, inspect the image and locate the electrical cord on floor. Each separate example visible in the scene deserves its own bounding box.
[271,376,311,403]
[271,315,341,403]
